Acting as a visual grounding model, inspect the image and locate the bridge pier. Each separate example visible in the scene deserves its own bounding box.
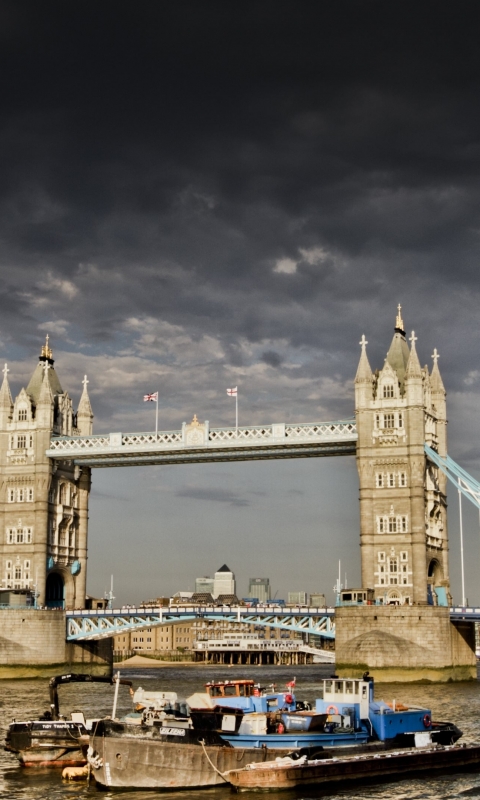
[335,606,476,682]
[0,609,112,679]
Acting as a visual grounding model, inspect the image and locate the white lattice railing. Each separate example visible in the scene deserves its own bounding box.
[209,426,273,442]
[122,431,183,446]
[285,422,356,439]
[47,420,357,455]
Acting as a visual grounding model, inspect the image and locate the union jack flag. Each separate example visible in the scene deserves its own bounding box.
[226,387,237,396]
[144,392,158,402]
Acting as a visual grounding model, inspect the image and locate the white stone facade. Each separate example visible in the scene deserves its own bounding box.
[355,311,449,605]
[0,340,93,607]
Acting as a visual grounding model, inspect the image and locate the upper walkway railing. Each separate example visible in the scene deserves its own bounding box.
[47,420,358,467]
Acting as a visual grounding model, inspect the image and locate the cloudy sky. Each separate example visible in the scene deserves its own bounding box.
[2,1,480,604]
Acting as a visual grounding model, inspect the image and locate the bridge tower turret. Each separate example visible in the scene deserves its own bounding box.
[355,308,450,606]
[0,338,93,608]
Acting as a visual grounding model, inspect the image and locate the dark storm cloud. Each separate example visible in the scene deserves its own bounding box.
[3,0,480,605]
[1,0,480,447]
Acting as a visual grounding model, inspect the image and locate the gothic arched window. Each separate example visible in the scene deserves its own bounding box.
[383,384,394,398]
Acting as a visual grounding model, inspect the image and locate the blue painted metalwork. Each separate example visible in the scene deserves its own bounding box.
[66,606,336,641]
[63,604,480,640]
[425,445,480,510]
[449,607,480,621]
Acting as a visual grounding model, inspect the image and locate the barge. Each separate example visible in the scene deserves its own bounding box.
[225,743,480,791]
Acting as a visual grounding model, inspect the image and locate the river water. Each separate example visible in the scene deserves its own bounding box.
[1,664,480,800]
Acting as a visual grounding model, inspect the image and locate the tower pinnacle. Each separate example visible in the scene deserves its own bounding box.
[355,334,373,383]
[77,373,94,435]
[40,334,53,361]
[395,304,405,335]
[405,330,422,379]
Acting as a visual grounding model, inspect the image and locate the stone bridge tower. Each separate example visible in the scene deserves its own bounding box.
[0,338,93,608]
[355,308,450,606]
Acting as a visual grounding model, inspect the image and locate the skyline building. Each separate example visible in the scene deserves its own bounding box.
[213,564,235,598]
[248,577,270,603]
[195,576,214,594]
[288,591,308,605]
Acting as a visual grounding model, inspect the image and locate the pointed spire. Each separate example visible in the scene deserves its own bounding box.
[430,347,445,393]
[386,307,410,391]
[395,303,405,335]
[38,361,54,404]
[40,334,53,361]
[405,330,422,379]
[77,374,94,435]
[355,334,373,382]
[0,363,13,408]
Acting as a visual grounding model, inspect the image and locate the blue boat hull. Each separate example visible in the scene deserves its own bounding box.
[220,729,370,749]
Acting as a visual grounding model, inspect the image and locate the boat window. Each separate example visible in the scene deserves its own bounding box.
[210,686,223,697]
[223,685,238,696]
[345,681,353,694]
[362,685,367,698]
[354,681,360,695]
[335,681,344,694]
[324,680,333,695]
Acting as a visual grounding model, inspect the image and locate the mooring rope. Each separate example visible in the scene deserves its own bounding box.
[199,739,229,782]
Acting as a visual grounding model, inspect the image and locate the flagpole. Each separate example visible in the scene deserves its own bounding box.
[236,390,238,433]
[155,393,158,439]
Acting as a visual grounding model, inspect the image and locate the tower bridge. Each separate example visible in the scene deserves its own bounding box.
[0,310,479,681]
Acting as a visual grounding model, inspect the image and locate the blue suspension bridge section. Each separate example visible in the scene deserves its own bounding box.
[66,604,480,642]
[425,445,480,511]
[66,606,336,642]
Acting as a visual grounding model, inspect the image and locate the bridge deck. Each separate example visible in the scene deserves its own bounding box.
[47,421,357,467]
[65,606,477,642]
[66,606,336,641]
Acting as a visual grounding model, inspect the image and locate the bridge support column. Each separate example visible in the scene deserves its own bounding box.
[0,610,112,679]
[335,606,476,682]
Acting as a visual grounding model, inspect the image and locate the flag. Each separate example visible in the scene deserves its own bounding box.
[144,392,158,402]
[226,387,237,396]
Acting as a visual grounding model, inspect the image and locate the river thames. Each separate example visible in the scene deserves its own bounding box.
[1,664,480,800]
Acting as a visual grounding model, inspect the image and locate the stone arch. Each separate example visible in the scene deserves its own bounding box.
[385,589,401,606]
[428,558,443,584]
[46,572,65,609]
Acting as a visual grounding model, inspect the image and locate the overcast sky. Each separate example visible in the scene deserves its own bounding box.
[2,1,480,604]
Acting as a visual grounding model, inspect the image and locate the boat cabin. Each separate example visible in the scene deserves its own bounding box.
[189,679,296,714]
[206,680,257,698]
[338,588,375,606]
[315,678,372,727]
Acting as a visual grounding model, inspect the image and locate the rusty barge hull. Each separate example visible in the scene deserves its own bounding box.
[226,743,480,791]
[90,737,294,789]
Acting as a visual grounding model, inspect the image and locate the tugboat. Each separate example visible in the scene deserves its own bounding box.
[204,674,462,750]
[87,675,462,789]
[5,673,132,767]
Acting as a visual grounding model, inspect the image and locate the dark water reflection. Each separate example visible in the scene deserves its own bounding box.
[1,665,480,800]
